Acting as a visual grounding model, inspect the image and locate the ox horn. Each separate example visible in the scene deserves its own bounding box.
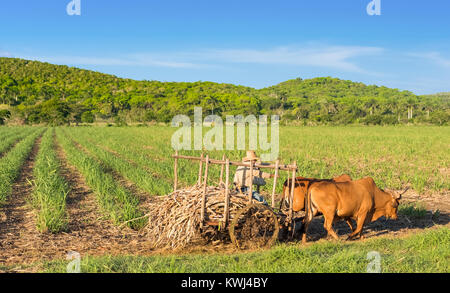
[396,186,410,199]
[400,186,410,195]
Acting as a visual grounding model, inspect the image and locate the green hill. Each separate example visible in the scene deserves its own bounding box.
[0,57,448,125]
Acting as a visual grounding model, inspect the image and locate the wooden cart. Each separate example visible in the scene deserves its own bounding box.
[172,151,299,249]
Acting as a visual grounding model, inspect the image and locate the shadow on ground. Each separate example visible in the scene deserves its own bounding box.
[298,209,450,242]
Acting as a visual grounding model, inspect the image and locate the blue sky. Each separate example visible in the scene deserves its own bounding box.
[0,0,449,94]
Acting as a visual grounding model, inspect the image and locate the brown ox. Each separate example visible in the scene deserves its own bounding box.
[281,174,352,212]
[303,177,408,242]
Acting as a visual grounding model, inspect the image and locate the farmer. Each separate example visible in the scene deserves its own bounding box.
[233,150,273,205]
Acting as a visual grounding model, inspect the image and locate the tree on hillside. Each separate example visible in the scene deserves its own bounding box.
[0,57,448,126]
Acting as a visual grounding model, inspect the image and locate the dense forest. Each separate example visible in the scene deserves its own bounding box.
[0,57,448,126]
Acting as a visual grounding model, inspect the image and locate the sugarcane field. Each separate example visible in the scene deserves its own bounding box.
[0,125,448,273]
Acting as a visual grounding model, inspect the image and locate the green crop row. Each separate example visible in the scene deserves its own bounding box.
[63,127,239,195]
[0,128,43,205]
[63,125,450,194]
[0,126,20,137]
[63,129,172,196]
[55,128,145,229]
[0,127,35,155]
[31,128,69,233]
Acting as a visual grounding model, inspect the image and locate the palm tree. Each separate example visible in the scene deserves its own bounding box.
[406,97,417,120]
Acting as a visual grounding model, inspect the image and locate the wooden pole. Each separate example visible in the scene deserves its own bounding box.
[257,168,261,194]
[289,161,297,220]
[173,150,178,191]
[249,160,254,203]
[224,158,230,226]
[200,155,209,225]
[172,154,297,171]
[219,154,225,185]
[198,152,204,185]
[271,159,279,208]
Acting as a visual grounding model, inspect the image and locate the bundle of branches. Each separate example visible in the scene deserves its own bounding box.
[145,185,249,249]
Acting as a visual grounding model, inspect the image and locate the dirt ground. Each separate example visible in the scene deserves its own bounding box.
[0,138,154,271]
[0,137,449,272]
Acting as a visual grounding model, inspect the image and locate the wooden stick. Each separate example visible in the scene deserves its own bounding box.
[249,160,254,203]
[219,154,225,184]
[172,154,297,171]
[200,155,209,225]
[198,153,204,185]
[173,150,178,191]
[257,168,261,194]
[271,159,279,208]
[224,158,230,226]
[289,161,297,220]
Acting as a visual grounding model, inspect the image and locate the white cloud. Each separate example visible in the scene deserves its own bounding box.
[0,51,12,57]
[20,54,201,69]
[10,44,384,73]
[408,52,450,68]
[198,46,384,72]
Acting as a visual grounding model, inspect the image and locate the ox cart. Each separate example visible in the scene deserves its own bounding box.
[172,151,299,249]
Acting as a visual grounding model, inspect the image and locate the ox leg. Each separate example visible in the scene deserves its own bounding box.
[301,219,310,244]
[302,205,319,243]
[347,215,366,240]
[345,218,355,232]
[323,213,339,240]
[302,211,317,243]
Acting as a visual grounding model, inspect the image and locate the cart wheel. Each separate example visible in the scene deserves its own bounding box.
[229,203,279,249]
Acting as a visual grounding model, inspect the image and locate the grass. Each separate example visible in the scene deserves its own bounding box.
[0,126,35,155]
[0,128,43,206]
[63,129,171,196]
[55,128,145,229]
[62,125,450,195]
[399,202,428,219]
[40,227,449,273]
[30,128,69,233]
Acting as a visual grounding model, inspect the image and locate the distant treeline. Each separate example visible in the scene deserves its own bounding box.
[0,57,449,126]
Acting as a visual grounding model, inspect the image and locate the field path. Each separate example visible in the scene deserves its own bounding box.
[0,135,42,266]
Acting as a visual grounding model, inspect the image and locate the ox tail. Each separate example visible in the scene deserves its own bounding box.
[306,188,314,222]
[300,186,314,242]
[303,181,315,221]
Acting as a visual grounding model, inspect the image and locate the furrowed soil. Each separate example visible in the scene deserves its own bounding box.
[0,135,43,268]
[0,139,154,271]
[68,136,155,207]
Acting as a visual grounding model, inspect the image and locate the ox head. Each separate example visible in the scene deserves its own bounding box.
[385,187,410,220]
[281,178,308,198]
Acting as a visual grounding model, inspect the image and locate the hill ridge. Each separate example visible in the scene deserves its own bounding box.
[0,57,448,125]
